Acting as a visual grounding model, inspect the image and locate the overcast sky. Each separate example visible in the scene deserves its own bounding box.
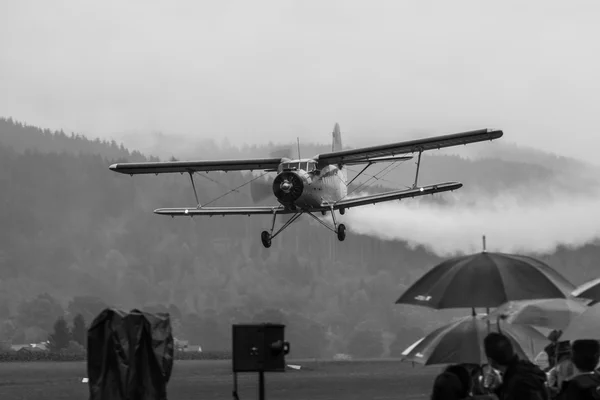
[1,0,599,163]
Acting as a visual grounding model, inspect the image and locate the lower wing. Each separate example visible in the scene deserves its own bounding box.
[154,205,294,216]
[329,182,462,210]
[153,182,461,217]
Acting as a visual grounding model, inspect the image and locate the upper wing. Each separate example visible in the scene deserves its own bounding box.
[109,157,283,175]
[343,155,413,166]
[316,128,503,166]
[153,205,294,216]
[329,182,462,210]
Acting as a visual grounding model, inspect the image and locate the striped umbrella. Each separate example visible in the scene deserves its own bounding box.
[401,315,549,366]
[487,298,589,331]
[560,302,600,341]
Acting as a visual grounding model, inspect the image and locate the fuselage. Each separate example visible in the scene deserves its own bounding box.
[272,158,347,209]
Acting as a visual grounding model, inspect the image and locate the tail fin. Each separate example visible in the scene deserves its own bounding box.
[332,123,343,152]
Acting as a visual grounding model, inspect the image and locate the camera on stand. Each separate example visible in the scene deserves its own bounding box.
[231,323,291,400]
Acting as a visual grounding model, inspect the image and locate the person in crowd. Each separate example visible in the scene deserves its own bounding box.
[483,332,549,400]
[430,364,498,400]
[555,339,600,400]
[543,330,572,372]
[431,366,470,400]
[547,355,575,398]
[467,364,488,395]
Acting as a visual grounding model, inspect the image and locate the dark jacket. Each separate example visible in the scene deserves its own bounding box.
[556,372,600,400]
[495,357,549,400]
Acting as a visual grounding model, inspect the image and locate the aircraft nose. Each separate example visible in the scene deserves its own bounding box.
[281,181,292,192]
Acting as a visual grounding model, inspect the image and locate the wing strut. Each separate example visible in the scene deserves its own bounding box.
[412,150,423,189]
[347,162,373,187]
[188,172,201,208]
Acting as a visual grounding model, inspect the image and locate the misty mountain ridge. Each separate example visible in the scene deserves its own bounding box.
[3,116,595,184]
[0,117,152,162]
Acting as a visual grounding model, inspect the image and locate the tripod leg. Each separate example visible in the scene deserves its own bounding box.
[258,371,265,400]
[232,372,239,400]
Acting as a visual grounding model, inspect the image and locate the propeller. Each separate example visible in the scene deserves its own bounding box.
[273,172,304,203]
[250,147,295,203]
[250,177,274,203]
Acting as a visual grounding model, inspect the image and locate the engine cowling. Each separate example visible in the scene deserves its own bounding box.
[273,171,304,205]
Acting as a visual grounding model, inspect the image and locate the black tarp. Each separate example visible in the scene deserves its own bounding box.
[87,308,174,400]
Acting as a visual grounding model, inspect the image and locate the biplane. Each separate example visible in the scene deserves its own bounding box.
[109,124,503,248]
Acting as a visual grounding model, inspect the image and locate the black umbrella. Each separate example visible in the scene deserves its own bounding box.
[572,277,600,305]
[396,251,575,309]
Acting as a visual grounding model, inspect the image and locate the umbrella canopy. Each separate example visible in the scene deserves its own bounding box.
[396,252,575,309]
[401,315,549,366]
[572,277,600,305]
[487,298,589,331]
[560,302,600,341]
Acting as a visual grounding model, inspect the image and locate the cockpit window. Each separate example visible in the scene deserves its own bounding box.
[279,161,318,173]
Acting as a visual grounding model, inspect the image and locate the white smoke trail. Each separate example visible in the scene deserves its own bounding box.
[338,188,600,257]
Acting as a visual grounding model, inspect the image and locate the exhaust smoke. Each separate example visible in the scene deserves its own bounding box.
[339,188,600,257]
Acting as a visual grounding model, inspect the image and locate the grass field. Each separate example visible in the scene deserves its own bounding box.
[0,359,439,400]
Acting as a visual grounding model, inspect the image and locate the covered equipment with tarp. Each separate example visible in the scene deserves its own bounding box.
[87,308,174,400]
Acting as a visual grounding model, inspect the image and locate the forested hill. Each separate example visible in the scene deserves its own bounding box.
[0,117,151,162]
[1,117,599,359]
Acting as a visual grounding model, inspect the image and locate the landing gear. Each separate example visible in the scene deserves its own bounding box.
[261,231,272,248]
[328,206,346,242]
[260,210,304,248]
[259,207,348,248]
[337,223,346,241]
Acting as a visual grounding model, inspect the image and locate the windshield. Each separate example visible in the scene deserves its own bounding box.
[279,161,318,172]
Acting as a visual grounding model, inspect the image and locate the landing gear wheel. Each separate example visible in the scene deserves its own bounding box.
[261,231,272,248]
[337,224,346,241]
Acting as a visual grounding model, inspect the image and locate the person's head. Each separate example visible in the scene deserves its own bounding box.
[571,339,600,373]
[444,364,472,393]
[430,368,470,400]
[484,332,517,372]
[548,330,563,343]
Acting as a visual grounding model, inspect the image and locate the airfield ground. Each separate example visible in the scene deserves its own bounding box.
[0,359,439,400]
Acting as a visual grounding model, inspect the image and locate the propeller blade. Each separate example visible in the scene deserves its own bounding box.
[250,178,273,203]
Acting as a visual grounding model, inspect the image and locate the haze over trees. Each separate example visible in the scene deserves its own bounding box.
[1,117,599,358]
